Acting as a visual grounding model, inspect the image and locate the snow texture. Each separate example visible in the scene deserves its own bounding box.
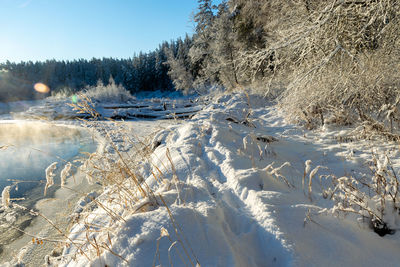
[51,93,400,266]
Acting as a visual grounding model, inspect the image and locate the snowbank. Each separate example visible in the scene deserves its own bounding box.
[58,93,400,266]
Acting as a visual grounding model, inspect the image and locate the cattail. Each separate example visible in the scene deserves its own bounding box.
[1,186,11,209]
[60,162,72,188]
[44,162,57,196]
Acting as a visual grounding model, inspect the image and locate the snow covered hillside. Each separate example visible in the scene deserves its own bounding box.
[35,93,400,266]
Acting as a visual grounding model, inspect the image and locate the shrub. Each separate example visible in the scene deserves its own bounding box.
[327,153,400,236]
[273,1,400,132]
[81,78,134,103]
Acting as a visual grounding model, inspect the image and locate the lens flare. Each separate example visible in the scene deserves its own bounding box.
[71,95,78,104]
[34,83,50,93]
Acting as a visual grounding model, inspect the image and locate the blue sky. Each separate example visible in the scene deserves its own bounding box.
[0,0,217,63]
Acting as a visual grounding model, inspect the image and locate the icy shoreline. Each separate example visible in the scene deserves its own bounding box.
[0,121,102,266]
[1,118,175,266]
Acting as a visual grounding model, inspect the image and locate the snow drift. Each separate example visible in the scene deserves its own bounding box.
[57,93,400,266]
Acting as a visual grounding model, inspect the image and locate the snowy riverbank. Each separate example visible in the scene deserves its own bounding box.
[40,92,400,266]
[1,118,176,267]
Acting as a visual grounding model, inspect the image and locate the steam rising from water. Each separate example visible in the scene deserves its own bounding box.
[0,121,82,143]
[0,122,96,197]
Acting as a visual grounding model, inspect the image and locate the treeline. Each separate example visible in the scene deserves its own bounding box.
[0,36,193,102]
[167,0,400,134]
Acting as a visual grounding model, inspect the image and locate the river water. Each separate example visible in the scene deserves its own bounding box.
[0,121,97,196]
[0,121,97,264]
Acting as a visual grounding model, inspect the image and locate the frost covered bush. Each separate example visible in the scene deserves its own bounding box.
[328,154,400,236]
[167,0,400,133]
[280,53,400,132]
[49,87,76,99]
[186,0,400,133]
[273,0,400,131]
[49,78,134,104]
[82,78,133,103]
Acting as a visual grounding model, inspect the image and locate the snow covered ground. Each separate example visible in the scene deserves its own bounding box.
[34,93,400,266]
[6,93,202,121]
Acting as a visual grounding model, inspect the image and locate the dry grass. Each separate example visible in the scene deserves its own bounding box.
[324,153,400,236]
[64,123,199,265]
[265,162,294,188]
[1,97,200,266]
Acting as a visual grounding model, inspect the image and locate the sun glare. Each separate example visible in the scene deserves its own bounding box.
[34,83,50,93]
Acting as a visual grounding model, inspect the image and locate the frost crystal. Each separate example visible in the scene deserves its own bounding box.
[309,166,324,181]
[160,227,169,237]
[305,160,312,174]
[44,162,57,196]
[60,162,72,188]
[1,186,11,209]
[243,135,251,152]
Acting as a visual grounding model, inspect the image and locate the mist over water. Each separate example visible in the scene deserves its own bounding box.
[0,101,37,117]
[0,122,96,198]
